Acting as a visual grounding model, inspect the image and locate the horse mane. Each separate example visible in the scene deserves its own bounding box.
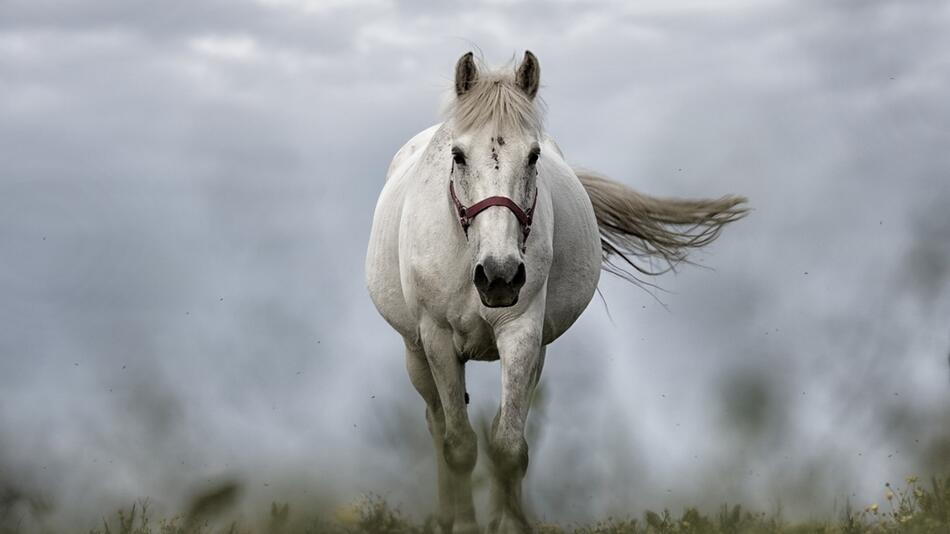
[445,63,544,134]
[575,169,749,283]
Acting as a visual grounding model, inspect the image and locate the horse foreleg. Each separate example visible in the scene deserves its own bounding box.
[405,338,455,534]
[420,321,479,534]
[489,326,545,534]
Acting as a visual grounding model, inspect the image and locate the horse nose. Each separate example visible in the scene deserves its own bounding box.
[473,257,526,308]
[474,257,526,291]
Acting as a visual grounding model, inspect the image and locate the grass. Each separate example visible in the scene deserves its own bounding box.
[2,476,948,534]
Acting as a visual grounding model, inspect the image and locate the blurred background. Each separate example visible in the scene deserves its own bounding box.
[1,0,949,529]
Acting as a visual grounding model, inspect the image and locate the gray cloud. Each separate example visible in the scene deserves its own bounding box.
[1,0,949,529]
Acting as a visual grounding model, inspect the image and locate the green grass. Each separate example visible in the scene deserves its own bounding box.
[4,476,949,534]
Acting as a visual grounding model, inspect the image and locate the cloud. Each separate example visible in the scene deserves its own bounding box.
[1,0,949,529]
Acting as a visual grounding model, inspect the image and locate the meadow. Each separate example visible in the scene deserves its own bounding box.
[3,474,944,534]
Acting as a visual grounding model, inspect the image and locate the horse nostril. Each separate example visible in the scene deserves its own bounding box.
[511,262,526,290]
[473,263,489,291]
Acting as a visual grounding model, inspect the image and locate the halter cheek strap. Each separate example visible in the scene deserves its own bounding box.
[449,180,537,248]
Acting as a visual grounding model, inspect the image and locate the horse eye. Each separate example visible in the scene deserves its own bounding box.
[452,148,467,166]
[527,149,540,166]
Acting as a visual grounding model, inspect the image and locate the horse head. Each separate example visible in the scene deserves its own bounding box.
[447,51,543,308]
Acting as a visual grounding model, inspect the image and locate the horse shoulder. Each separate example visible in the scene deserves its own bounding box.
[367,123,444,341]
[386,123,443,181]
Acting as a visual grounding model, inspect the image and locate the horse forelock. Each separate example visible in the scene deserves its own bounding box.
[445,69,544,136]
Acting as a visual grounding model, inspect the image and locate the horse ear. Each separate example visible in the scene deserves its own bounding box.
[515,50,540,99]
[455,52,478,97]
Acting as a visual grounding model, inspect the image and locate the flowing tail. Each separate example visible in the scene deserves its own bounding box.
[575,169,749,283]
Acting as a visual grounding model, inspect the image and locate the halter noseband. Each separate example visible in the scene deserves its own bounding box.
[449,180,537,249]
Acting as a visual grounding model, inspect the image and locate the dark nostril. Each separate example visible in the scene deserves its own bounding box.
[511,262,526,289]
[473,263,489,290]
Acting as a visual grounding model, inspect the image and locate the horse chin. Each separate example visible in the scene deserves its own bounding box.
[477,289,520,308]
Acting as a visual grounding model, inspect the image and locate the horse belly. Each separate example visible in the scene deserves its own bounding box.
[366,218,417,340]
[540,162,602,344]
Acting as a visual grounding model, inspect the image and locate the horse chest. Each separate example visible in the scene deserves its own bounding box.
[450,314,501,362]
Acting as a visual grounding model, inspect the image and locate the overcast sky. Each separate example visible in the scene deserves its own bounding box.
[1,0,949,529]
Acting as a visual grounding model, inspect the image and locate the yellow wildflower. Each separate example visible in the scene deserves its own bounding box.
[334,502,361,526]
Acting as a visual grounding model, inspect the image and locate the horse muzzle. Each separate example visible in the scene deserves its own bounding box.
[473,256,526,308]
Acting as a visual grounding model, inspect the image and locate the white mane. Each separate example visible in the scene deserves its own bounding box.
[445,67,543,134]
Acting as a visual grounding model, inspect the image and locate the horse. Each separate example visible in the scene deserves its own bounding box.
[365,51,747,534]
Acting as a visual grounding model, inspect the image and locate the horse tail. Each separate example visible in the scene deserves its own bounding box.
[575,169,749,283]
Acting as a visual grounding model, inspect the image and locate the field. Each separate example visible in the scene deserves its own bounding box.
[3,475,945,534]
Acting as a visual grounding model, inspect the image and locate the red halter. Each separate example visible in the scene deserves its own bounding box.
[449,180,537,246]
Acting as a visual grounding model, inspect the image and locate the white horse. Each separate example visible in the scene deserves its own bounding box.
[365,51,747,534]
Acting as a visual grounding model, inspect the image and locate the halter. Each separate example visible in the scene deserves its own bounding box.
[449,180,537,249]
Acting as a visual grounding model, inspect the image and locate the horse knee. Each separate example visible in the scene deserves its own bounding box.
[425,406,445,435]
[443,428,477,473]
[490,433,528,476]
